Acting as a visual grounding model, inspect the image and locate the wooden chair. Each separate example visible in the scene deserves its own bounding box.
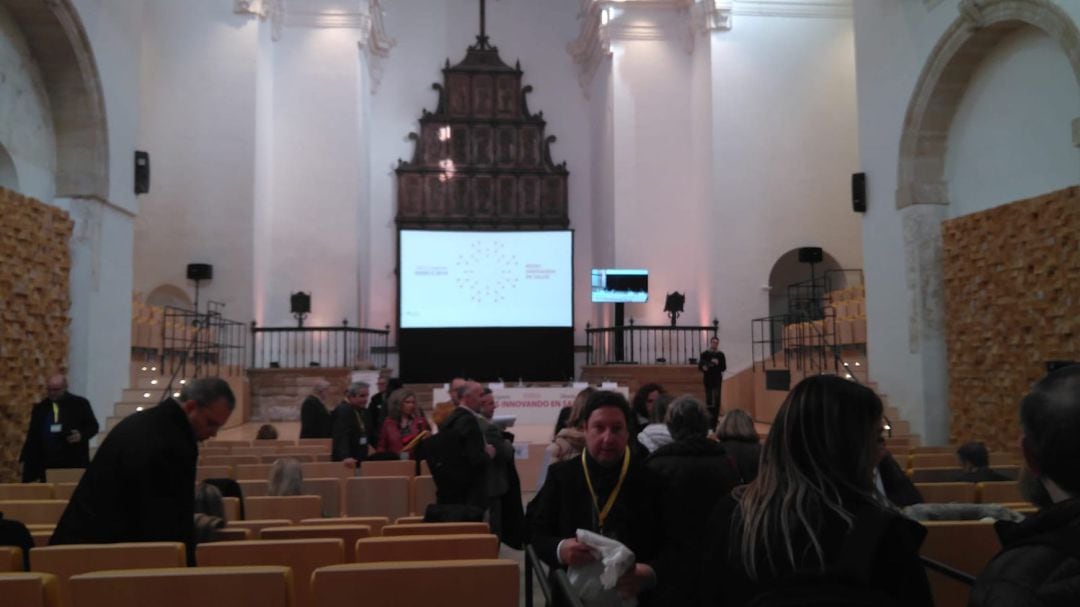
[297,439,333,450]
[910,453,961,469]
[52,484,78,501]
[199,447,231,457]
[911,445,959,454]
[223,497,242,521]
[301,478,343,518]
[382,522,490,537]
[0,500,68,526]
[68,565,292,607]
[920,521,1001,607]
[260,454,316,464]
[227,519,292,537]
[30,529,54,547]
[914,482,977,503]
[198,539,344,607]
[312,559,518,607]
[353,533,499,563]
[44,470,83,484]
[245,496,322,522]
[213,528,252,542]
[344,477,409,521]
[234,464,274,481]
[977,481,1023,504]
[0,572,60,607]
[410,476,436,516]
[260,525,371,562]
[0,484,54,500]
[301,462,353,480]
[299,517,389,536]
[359,460,415,478]
[30,542,185,607]
[988,452,1019,466]
[200,455,259,467]
[196,465,233,482]
[0,546,23,571]
[237,480,269,498]
[204,440,251,449]
[395,516,425,525]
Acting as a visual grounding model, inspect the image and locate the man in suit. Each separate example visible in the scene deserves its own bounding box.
[50,377,235,564]
[475,388,513,539]
[20,374,99,482]
[432,377,466,428]
[299,379,332,439]
[331,381,372,468]
[528,390,662,603]
[698,336,726,426]
[427,381,491,510]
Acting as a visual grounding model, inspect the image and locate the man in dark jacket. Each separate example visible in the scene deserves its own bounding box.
[425,381,491,510]
[19,374,99,482]
[299,379,332,439]
[50,377,235,562]
[945,441,1010,483]
[330,381,373,467]
[971,364,1080,607]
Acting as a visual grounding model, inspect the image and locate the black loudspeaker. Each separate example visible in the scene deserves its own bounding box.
[765,369,791,391]
[290,292,311,315]
[798,247,823,264]
[186,263,213,281]
[852,172,866,213]
[134,151,150,194]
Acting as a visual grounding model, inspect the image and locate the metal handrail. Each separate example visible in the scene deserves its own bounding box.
[920,555,976,585]
[585,320,718,365]
[249,321,390,369]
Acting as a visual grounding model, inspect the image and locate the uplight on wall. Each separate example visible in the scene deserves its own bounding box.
[601,7,611,25]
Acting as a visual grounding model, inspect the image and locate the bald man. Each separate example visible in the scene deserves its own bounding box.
[19,374,98,482]
[433,377,466,428]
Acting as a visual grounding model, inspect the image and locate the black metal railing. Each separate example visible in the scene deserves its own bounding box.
[249,321,391,369]
[751,308,840,374]
[786,268,865,320]
[524,545,585,607]
[162,302,248,380]
[585,320,718,365]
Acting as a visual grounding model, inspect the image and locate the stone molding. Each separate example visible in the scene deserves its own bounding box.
[691,0,733,33]
[732,0,851,19]
[233,0,284,40]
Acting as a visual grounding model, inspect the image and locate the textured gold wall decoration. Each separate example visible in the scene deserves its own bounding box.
[943,186,1080,450]
[0,188,73,483]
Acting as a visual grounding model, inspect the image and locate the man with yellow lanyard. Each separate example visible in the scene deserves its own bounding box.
[528,390,663,604]
[19,374,99,482]
[331,381,373,468]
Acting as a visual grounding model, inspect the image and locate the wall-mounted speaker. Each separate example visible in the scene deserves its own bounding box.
[798,247,823,264]
[852,172,866,213]
[186,263,213,281]
[135,150,151,195]
[291,292,311,315]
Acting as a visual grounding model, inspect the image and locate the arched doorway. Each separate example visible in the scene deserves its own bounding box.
[767,248,844,319]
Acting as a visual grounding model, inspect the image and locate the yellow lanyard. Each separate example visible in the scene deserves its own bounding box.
[581,447,630,530]
[52,402,60,423]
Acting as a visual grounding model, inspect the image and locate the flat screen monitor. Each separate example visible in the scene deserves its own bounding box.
[591,269,648,303]
[399,229,573,328]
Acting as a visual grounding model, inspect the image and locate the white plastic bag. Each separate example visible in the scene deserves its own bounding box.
[566,529,636,607]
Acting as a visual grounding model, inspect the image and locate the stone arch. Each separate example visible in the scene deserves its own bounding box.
[897,0,1080,209]
[3,0,108,200]
[145,284,194,309]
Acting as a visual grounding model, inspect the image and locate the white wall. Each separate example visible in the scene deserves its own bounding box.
[854,0,1080,442]
[0,3,55,201]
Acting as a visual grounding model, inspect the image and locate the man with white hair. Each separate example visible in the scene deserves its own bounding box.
[299,379,332,439]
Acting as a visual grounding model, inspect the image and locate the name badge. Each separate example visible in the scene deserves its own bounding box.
[359,437,368,445]
[50,423,63,433]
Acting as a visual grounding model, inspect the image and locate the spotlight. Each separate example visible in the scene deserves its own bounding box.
[173,392,181,398]
[136,407,144,412]
[150,379,158,385]
[142,392,151,398]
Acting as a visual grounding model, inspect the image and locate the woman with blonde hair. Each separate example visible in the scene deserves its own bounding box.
[703,375,932,606]
[377,388,430,456]
[535,387,595,490]
[267,457,303,496]
[715,408,762,483]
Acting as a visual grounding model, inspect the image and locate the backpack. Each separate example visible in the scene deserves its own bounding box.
[744,506,905,607]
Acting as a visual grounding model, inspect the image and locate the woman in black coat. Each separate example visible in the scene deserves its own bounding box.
[646,395,740,606]
[715,408,762,483]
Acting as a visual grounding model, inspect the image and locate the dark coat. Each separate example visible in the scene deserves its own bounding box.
[50,400,197,557]
[367,392,389,446]
[299,395,331,439]
[423,407,488,509]
[330,401,373,463]
[646,438,740,606]
[720,438,762,483]
[970,497,1080,607]
[19,392,99,482]
[703,493,933,607]
[878,452,923,507]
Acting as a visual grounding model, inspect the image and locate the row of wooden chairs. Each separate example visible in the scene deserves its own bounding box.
[902,451,1019,470]
[914,480,1027,505]
[196,459,425,482]
[1,531,512,607]
[0,484,78,501]
[907,466,1019,483]
[202,439,332,451]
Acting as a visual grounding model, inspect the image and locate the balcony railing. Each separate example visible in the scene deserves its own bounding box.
[585,320,718,365]
[249,321,391,369]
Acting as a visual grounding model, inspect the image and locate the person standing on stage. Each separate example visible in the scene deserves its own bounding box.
[19,374,99,483]
[699,336,727,425]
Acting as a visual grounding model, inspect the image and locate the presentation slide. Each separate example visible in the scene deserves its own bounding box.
[400,230,573,328]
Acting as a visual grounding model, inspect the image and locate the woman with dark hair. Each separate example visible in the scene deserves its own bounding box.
[376,388,430,457]
[715,409,762,483]
[704,375,932,606]
[630,383,664,435]
[647,396,739,605]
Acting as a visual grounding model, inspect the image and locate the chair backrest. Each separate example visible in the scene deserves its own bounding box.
[988,452,1019,466]
[0,572,59,607]
[301,462,352,480]
[260,525,371,562]
[197,539,344,607]
[353,534,499,563]
[235,464,275,481]
[196,466,234,482]
[297,439,333,449]
[0,501,68,526]
[301,478,343,518]
[359,460,415,478]
[920,521,1001,607]
[261,454,316,464]
[278,446,329,457]
[237,480,269,498]
[395,516,425,525]
[311,559,517,607]
[0,546,23,571]
[68,566,292,607]
[30,529,53,548]
[912,445,959,454]
[226,520,293,537]
[223,497,242,521]
[44,470,83,484]
[914,482,977,503]
[52,484,78,501]
[205,440,251,449]
[30,542,185,607]
[245,496,323,522]
[910,453,961,469]
[382,522,490,537]
[201,455,259,467]
[344,477,409,521]
[977,481,1023,504]
[409,476,436,517]
[200,447,231,457]
[213,528,252,542]
[299,517,389,536]
[0,484,54,500]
